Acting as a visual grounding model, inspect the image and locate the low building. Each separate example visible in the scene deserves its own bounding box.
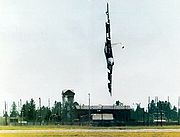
[60,90,132,125]
[9,117,18,125]
[75,104,132,126]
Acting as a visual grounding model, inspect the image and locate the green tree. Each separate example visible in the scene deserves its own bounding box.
[42,106,51,122]
[10,102,18,117]
[28,98,36,122]
[135,104,145,122]
[170,106,177,121]
[21,101,30,121]
[21,99,36,122]
[36,106,51,123]
[149,100,156,114]
[148,100,177,122]
[51,101,61,122]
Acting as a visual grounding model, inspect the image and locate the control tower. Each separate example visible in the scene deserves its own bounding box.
[62,89,75,122]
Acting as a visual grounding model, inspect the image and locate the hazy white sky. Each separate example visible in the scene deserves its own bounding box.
[0,0,180,115]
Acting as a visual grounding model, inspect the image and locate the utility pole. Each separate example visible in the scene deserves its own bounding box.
[18,101,20,114]
[155,96,158,126]
[178,97,180,125]
[4,101,8,126]
[20,99,23,125]
[101,105,104,125]
[143,108,145,126]
[148,96,150,126]
[47,98,50,124]
[59,102,61,123]
[167,96,170,123]
[48,98,50,109]
[88,93,90,126]
[39,97,42,125]
[160,101,163,126]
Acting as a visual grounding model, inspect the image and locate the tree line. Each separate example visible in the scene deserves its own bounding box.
[128,99,179,125]
[4,99,64,124]
[3,98,180,125]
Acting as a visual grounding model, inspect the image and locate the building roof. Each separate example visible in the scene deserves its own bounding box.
[76,105,131,110]
[62,89,75,96]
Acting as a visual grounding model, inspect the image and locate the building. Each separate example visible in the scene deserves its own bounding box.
[61,89,75,122]
[61,90,132,125]
[76,104,131,126]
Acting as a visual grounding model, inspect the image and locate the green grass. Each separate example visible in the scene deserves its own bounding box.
[1,132,180,137]
[1,125,180,137]
[0,125,85,130]
[1,125,180,130]
[114,125,180,130]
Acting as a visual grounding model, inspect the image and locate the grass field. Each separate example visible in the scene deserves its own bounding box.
[1,125,180,137]
[1,125,180,130]
[1,132,180,137]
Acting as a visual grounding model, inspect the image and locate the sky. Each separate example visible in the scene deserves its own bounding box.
[0,0,180,115]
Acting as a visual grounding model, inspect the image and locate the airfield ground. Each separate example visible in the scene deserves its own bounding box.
[1,126,180,137]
